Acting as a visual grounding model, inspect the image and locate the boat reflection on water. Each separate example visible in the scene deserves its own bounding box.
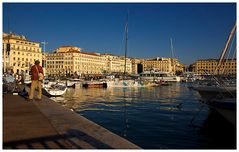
[52,83,235,149]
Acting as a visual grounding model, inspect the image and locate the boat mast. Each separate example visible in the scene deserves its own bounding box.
[123,12,129,79]
[5,4,11,73]
[214,22,237,75]
[170,38,175,74]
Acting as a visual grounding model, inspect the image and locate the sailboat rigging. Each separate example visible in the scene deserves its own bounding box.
[192,22,237,125]
[214,23,237,75]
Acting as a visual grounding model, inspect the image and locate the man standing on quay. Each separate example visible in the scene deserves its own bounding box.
[27,60,44,101]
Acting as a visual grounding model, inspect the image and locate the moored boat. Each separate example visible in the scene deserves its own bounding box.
[82,81,107,88]
[194,22,237,125]
[42,83,67,97]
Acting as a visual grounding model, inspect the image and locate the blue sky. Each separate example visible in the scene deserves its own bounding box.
[3,3,236,65]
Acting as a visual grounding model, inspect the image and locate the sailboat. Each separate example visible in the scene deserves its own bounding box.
[107,13,150,88]
[193,23,237,101]
[193,22,237,125]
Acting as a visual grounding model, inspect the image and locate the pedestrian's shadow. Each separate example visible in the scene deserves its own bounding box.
[4,129,112,149]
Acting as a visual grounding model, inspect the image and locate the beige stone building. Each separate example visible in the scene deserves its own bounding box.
[46,46,106,76]
[131,58,144,74]
[142,57,184,74]
[2,32,42,74]
[46,47,134,77]
[194,59,236,75]
[143,57,172,73]
[101,54,132,74]
[171,58,185,74]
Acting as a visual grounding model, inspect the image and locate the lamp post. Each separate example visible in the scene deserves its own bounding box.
[41,41,48,54]
[41,41,48,68]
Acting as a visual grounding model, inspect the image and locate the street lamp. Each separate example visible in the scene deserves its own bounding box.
[41,41,48,54]
[41,41,48,68]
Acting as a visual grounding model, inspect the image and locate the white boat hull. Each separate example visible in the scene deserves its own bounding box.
[82,81,107,88]
[42,87,67,97]
[193,85,236,101]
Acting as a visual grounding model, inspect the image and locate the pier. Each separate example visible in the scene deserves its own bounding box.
[3,93,140,149]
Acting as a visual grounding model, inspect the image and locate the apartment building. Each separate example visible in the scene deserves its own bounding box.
[101,54,132,74]
[131,58,144,74]
[171,58,185,74]
[46,46,107,76]
[2,32,42,74]
[194,59,236,75]
[142,57,184,74]
[143,57,172,73]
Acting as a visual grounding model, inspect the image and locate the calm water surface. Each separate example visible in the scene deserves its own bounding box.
[51,83,236,149]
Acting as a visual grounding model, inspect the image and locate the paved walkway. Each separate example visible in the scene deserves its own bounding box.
[3,93,140,149]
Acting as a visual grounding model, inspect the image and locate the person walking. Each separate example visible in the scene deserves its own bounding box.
[27,60,44,101]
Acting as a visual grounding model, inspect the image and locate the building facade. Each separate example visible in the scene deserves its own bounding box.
[2,33,42,74]
[171,58,185,74]
[46,46,107,76]
[143,57,172,73]
[194,59,236,75]
[142,57,184,74]
[101,54,132,74]
[131,58,144,74]
[46,47,134,77]
[3,33,185,77]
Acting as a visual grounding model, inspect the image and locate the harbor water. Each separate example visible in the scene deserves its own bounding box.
[51,83,236,149]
